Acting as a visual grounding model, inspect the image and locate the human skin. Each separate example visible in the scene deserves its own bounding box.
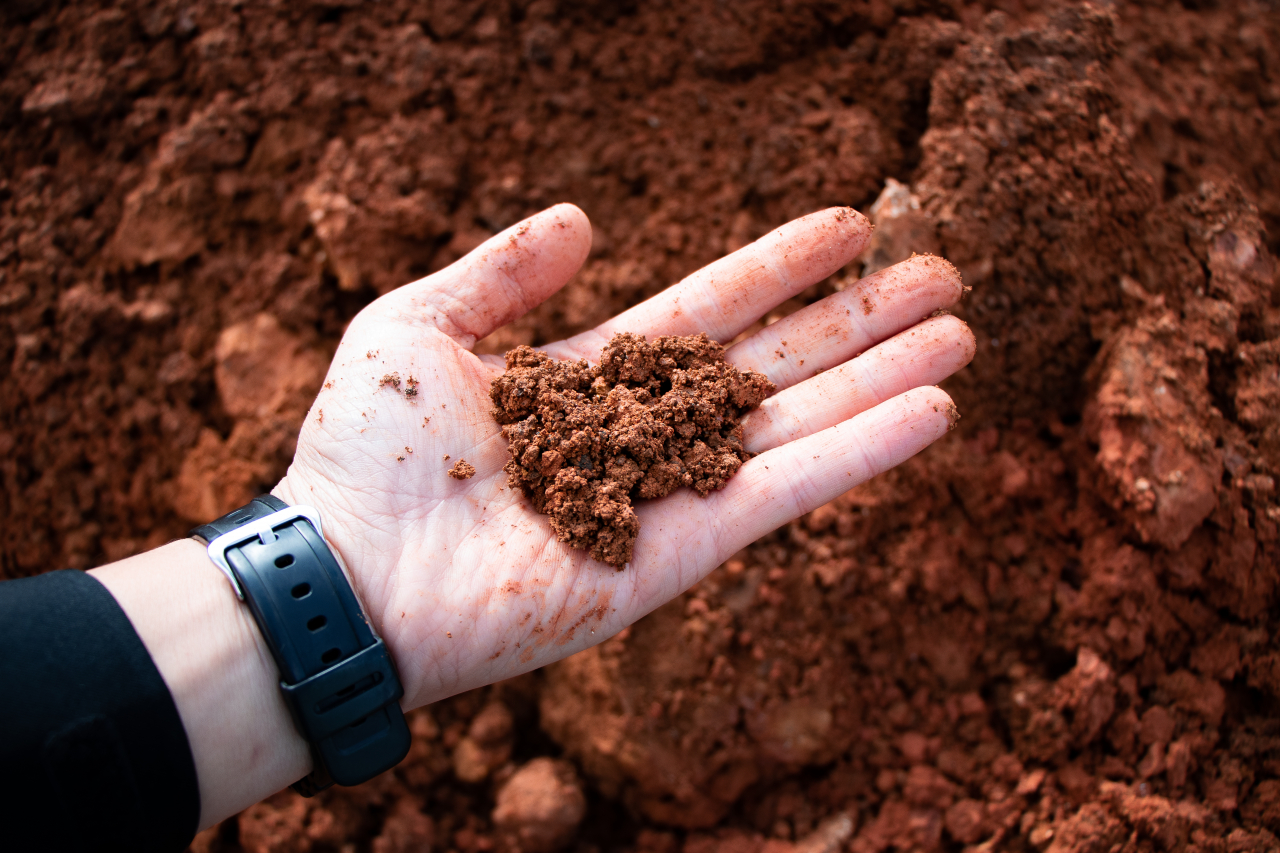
[89,204,975,829]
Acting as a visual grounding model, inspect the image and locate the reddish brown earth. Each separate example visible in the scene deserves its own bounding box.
[491,333,773,567]
[2,1,1279,852]
[450,458,477,481]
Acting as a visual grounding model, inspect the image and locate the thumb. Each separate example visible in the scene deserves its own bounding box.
[384,203,592,348]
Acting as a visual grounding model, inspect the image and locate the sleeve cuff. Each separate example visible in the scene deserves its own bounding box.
[0,569,200,853]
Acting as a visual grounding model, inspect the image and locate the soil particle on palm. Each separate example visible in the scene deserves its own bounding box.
[491,333,775,568]
[448,459,475,480]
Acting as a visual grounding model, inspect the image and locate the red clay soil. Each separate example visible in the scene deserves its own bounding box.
[491,333,774,567]
[2,1,1280,852]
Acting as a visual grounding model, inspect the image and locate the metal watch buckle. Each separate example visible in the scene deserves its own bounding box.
[205,506,325,601]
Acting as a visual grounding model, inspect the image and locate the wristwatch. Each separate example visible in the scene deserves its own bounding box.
[190,495,410,795]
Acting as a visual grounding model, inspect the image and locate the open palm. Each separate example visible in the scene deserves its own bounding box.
[274,204,974,710]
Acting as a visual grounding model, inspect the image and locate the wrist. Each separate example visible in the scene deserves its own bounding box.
[90,539,311,829]
[193,490,412,790]
[270,475,382,637]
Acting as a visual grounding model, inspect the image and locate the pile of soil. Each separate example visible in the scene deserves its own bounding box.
[2,1,1280,852]
[491,333,774,567]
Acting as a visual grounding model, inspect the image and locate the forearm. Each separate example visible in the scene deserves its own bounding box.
[89,539,311,830]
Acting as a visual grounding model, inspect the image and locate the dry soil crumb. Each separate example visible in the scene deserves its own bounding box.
[448,459,476,480]
[491,332,775,568]
[491,758,586,853]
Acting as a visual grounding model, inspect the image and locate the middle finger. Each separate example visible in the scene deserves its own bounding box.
[726,254,964,390]
[742,314,975,454]
[546,207,872,361]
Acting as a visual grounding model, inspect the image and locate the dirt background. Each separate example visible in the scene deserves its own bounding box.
[2,0,1279,851]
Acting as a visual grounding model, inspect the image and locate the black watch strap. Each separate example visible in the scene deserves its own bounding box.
[190,496,410,794]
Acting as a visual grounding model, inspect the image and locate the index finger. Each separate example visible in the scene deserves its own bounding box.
[545,207,871,359]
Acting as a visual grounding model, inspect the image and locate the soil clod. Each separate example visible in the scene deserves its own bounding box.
[448,459,475,480]
[491,333,775,567]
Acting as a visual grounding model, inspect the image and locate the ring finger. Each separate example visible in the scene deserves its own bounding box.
[741,314,975,454]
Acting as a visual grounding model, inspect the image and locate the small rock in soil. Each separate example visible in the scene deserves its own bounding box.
[492,758,586,853]
[491,333,775,568]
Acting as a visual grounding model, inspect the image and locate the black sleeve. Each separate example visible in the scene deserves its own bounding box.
[0,569,200,853]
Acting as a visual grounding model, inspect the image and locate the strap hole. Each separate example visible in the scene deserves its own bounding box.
[307,615,328,632]
[275,553,294,568]
[351,716,368,728]
[321,647,341,664]
[291,583,311,599]
[231,511,253,523]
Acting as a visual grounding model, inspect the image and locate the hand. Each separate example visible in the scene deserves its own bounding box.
[92,204,972,828]
[274,203,975,711]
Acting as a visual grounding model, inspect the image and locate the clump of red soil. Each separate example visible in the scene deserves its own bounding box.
[491,333,774,567]
[491,757,586,852]
[448,459,476,481]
